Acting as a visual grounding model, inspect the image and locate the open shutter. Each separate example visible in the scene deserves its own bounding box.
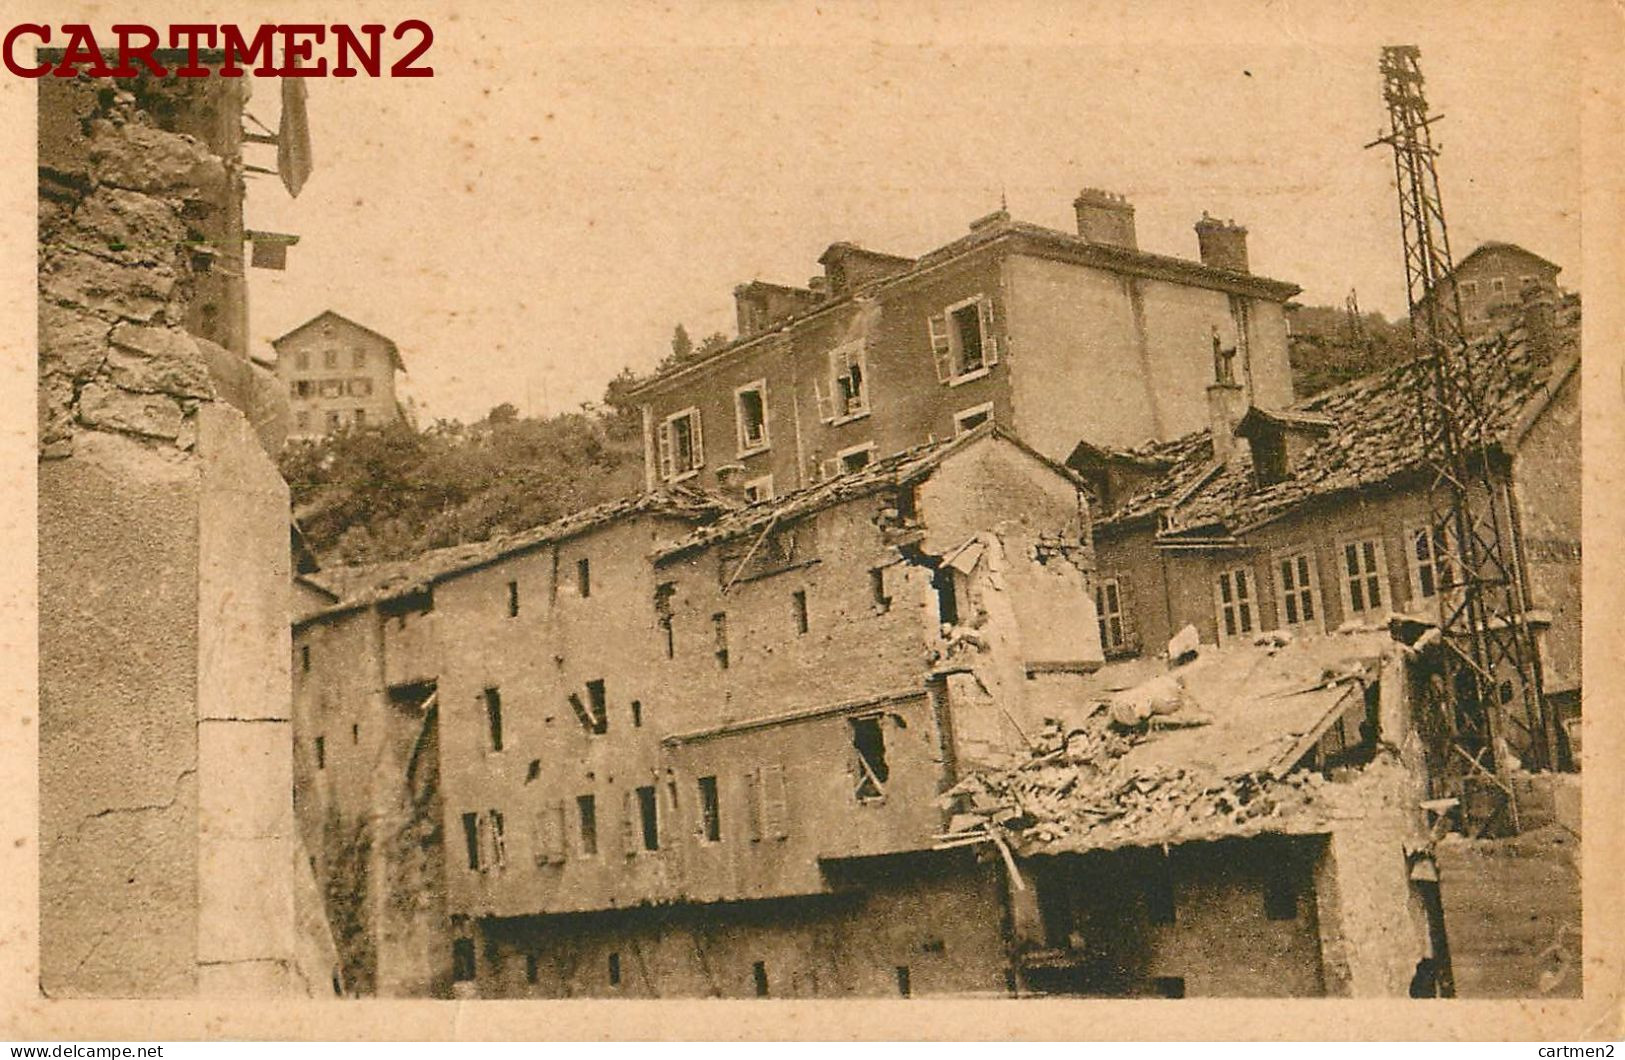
[979,298,999,365]
[760,762,789,839]
[929,313,953,382]
[657,421,674,481]
[1371,538,1392,614]
[745,770,763,842]
[620,789,636,857]
[690,411,705,469]
[475,814,491,873]
[812,378,834,423]
[1115,573,1137,653]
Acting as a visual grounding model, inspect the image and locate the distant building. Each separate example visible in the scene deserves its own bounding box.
[274,311,407,438]
[625,193,1301,500]
[1412,242,1563,340]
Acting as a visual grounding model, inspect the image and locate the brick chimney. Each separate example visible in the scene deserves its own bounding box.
[1195,213,1249,273]
[1073,188,1137,250]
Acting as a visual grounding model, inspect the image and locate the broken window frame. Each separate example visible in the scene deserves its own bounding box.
[635,785,659,852]
[742,474,774,503]
[657,407,705,482]
[813,340,870,424]
[837,441,876,475]
[1095,576,1127,652]
[1271,548,1323,634]
[576,794,598,857]
[1337,535,1390,620]
[483,687,504,752]
[953,402,993,436]
[930,294,999,385]
[791,589,809,635]
[488,808,506,870]
[733,379,770,455]
[697,775,722,843]
[1406,523,1457,604]
[1213,566,1257,643]
[849,713,890,802]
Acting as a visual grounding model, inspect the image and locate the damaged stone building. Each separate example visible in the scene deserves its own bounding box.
[273,309,409,438]
[625,192,1299,499]
[38,63,336,996]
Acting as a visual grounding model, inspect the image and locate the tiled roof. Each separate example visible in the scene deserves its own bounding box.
[1098,311,1580,538]
[298,487,731,621]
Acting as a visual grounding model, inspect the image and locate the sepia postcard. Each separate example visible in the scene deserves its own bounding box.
[1,0,1621,1042]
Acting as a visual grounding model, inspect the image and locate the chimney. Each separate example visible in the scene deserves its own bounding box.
[1073,188,1137,249]
[1207,379,1248,468]
[733,285,765,337]
[714,463,750,503]
[1194,213,1249,273]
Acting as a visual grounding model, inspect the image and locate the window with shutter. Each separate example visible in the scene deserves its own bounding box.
[978,298,999,366]
[659,408,703,480]
[827,341,868,419]
[812,377,834,423]
[1095,576,1127,653]
[489,809,506,870]
[760,763,789,839]
[935,295,998,384]
[929,313,953,382]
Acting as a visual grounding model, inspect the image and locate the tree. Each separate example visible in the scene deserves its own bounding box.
[671,324,694,363]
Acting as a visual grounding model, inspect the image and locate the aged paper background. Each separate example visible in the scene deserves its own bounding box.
[0,0,1620,1040]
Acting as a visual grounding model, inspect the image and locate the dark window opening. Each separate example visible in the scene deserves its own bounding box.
[631,700,643,728]
[608,952,622,987]
[850,715,889,800]
[488,809,505,869]
[871,568,892,611]
[461,811,480,870]
[314,735,326,770]
[659,615,675,659]
[526,759,541,782]
[586,679,608,734]
[951,302,985,374]
[1144,858,1176,925]
[524,954,538,984]
[713,613,729,669]
[1151,976,1185,999]
[507,580,520,617]
[637,785,659,851]
[300,644,310,672]
[452,938,476,982]
[737,386,767,449]
[933,568,959,626]
[484,687,504,751]
[895,965,912,998]
[577,794,598,856]
[351,723,359,744]
[1264,872,1299,921]
[752,960,769,997]
[655,582,676,658]
[1252,432,1289,487]
[840,446,873,473]
[698,775,721,842]
[576,557,591,598]
[792,590,809,635]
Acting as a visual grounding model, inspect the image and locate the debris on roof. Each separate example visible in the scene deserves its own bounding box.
[1098,308,1580,537]
[936,631,1400,855]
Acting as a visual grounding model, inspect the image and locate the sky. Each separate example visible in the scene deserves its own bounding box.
[240,2,1584,424]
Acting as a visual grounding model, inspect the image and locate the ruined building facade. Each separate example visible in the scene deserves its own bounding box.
[627,193,1299,501]
[39,68,334,996]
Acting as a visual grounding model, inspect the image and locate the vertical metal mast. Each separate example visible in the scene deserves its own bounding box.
[1370,46,1552,814]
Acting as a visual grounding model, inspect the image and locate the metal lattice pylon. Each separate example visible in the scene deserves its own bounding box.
[1369,45,1555,805]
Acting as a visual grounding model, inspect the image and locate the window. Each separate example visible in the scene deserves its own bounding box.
[792,590,809,635]
[349,378,373,397]
[576,795,598,856]
[293,379,314,398]
[488,809,506,869]
[698,775,721,842]
[1096,577,1127,653]
[850,715,889,801]
[752,960,769,997]
[452,939,476,982]
[1273,551,1322,632]
[631,700,643,728]
[507,580,520,617]
[295,411,310,430]
[838,442,875,474]
[657,407,704,481]
[712,613,729,669]
[934,567,960,626]
[325,410,343,430]
[655,582,675,659]
[295,350,310,370]
[315,735,326,770]
[324,349,339,369]
[586,679,608,734]
[636,785,659,851]
[954,403,993,435]
[1340,538,1389,618]
[353,408,366,426]
[1214,567,1256,641]
[300,644,311,672]
[745,763,790,841]
[1490,277,1506,295]
[1408,524,1456,603]
[352,723,360,744]
[743,475,774,503]
[734,381,769,453]
[462,812,480,870]
[1461,280,1479,299]
[871,568,892,612]
[608,953,622,987]
[576,557,591,598]
[352,349,367,368]
[813,341,868,423]
[929,296,998,384]
[483,687,504,752]
[319,379,344,398]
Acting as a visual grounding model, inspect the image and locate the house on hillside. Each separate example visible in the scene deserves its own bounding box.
[1412,242,1564,340]
[625,192,1300,500]
[275,310,408,439]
